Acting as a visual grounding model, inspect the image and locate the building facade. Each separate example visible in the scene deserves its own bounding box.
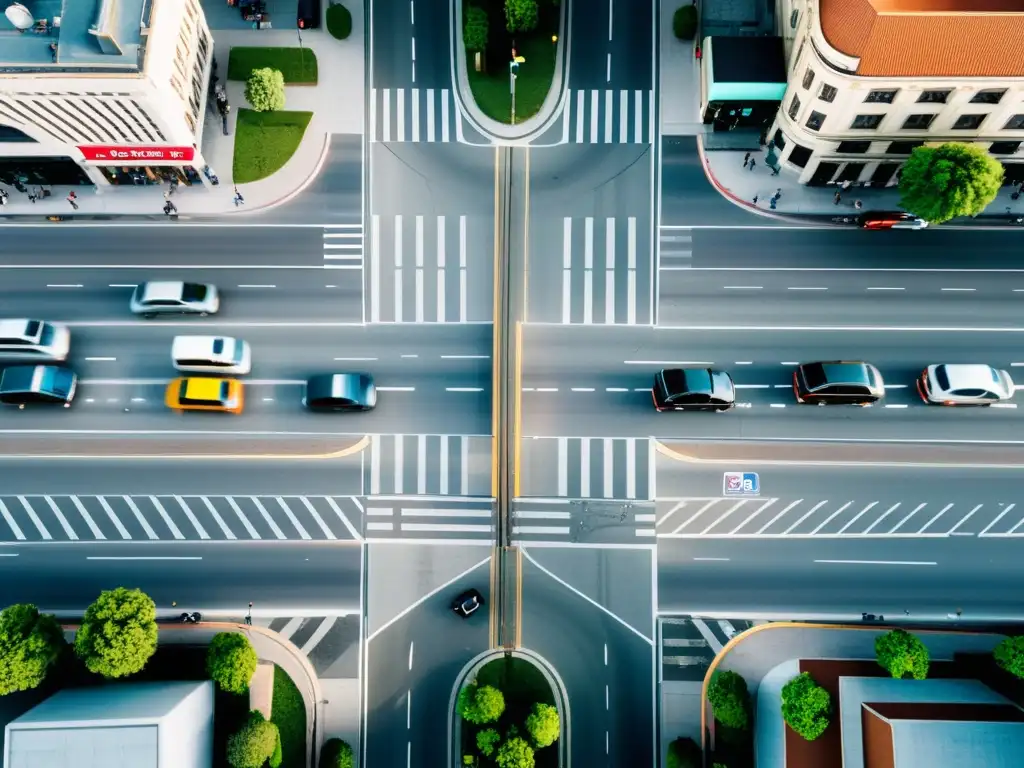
[0,0,214,188]
[769,0,1024,187]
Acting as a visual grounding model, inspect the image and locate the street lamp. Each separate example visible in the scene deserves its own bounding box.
[510,49,526,125]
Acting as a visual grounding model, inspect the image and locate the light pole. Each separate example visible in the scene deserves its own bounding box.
[509,49,526,124]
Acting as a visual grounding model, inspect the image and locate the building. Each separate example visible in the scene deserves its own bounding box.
[3,680,214,768]
[768,0,1024,186]
[0,0,215,189]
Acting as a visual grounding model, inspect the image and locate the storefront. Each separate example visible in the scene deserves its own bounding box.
[76,145,218,189]
[700,36,787,133]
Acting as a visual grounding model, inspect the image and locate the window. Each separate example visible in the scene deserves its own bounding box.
[773,129,786,150]
[802,68,815,90]
[886,141,925,154]
[818,83,837,103]
[787,95,801,120]
[805,111,825,131]
[971,89,1005,105]
[952,114,986,130]
[917,90,951,104]
[865,90,897,104]
[851,114,883,130]
[837,141,871,153]
[790,8,799,28]
[1004,114,1024,130]
[991,141,1022,154]
[788,144,812,168]
[901,113,936,130]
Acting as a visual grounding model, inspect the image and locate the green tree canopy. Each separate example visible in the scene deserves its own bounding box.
[476,727,501,757]
[245,67,286,112]
[673,5,698,40]
[525,702,559,748]
[464,6,489,52]
[0,604,65,696]
[319,737,355,768]
[505,0,539,33]
[875,628,930,680]
[325,4,353,40]
[74,587,157,679]
[227,711,279,768]
[206,631,259,694]
[898,142,1004,224]
[457,682,506,724]
[994,637,1024,679]
[666,736,702,768]
[781,672,831,741]
[708,670,750,730]
[495,736,536,768]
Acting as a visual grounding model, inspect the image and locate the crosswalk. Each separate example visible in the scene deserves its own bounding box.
[370,87,460,143]
[518,436,654,500]
[261,615,359,677]
[364,497,494,540]
[658,226,692,270]
[561,89,654,144]
[323,224,363,268]
[511,498,656,541]
[367,214,490,323]
[659,617,754,682]
[366,434,492,498]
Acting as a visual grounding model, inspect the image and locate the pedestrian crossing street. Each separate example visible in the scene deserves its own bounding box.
[561,89,654,144]
[323,224,363,269]
[367,213,491,323]
[367,434,492,498]
[370,87,460,143]
[658,226,692,270]
[519,436,654,500]
[659,617,755,682]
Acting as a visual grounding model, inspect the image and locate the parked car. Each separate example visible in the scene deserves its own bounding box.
[652,368,735,411]
[918,364,1014,406]
[302,373,376,411]
[131,281,219,318]
[0,364,76,409]
[452,589,484,618]
[793,361,885,405]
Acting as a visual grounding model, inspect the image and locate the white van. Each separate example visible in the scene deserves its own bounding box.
[0,319,70,362]
[171,336,251,374]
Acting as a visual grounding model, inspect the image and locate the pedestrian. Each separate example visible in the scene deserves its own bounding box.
[834,190,842,205]
[747,158,755,171]
[743,152,751,167]
[771,164,780,176]
[163,190,170,201]
[775,188,782,198]
[854,199,863,210]
[752,194,759,205]
[0,194,6,208]
[27,188,35,203]
[66,190,78,210]
[233,187,245,206]
[769,197,777,210]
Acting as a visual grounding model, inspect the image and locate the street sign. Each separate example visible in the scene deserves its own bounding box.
[723,472,760,496]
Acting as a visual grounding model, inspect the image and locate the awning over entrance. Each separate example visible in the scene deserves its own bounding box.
[706,36,787,103]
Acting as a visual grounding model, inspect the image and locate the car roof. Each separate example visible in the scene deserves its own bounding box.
[806,362,874,386]
[183,378,227,401]
[935,364,1001,390]
[141,281,184,300]
[661,368,713,396]
[0,319,37,338]
[172,336,228,355]
[307,373,374,401]
[0,365,39,392]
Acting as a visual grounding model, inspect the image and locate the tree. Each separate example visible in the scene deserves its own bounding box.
[0,604,65,695]
[898,142,1004,224]
[319,738,355,768]
[74,587,157,679]
[673,5,698,40]
[476,727,501,756]
[525,702,559,748]
[326,3,353,40]
[464,6,489,53]
[781,672,831,741]
[707,670,750,730]
[207,632,258,694]
[269,729,282,768]
[666,736,702,768]
[505,0,538,33]
[457,682,505,724]
[227,711,279,768]
[995,637,1024,679]
[875,628,930,680]
[495,736,535,768]
[245,67,286,112]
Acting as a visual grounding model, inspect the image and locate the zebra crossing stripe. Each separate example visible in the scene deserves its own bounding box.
[150,496,184,540]
[174,495,209,539]
[69,495,104,540]
[226,497,261,539]
[298,497,336,540]
[324,497,362,539]
[97,496,131,540]
[252,497,286,540]
[43,495,77,540]
[18,496,50,540]
[200,497,236,540]
[0,500,25,541]
[123,496,159,539]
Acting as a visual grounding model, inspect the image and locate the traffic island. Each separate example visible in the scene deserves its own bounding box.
[233,108,314,183]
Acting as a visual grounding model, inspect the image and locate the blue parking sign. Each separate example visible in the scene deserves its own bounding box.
[724,472,760,496]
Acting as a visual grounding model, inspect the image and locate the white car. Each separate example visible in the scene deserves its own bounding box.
[130,281,219,318]
[918,364,1014,406]
[171,336,251,375]
[0,319,70,361]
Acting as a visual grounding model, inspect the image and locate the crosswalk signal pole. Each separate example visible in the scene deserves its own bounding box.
[509,61,518,125]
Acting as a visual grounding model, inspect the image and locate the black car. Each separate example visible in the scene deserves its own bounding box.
[653,368,735,411]
[303,373,376,411]
[793,361,885,405]
[452,589,484,618]
[0,364,77,409]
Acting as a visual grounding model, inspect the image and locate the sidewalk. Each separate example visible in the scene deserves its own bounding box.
[659,2,703,136]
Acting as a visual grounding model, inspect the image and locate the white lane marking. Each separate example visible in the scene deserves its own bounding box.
[672,500,720,534]
[109,283,137,288]
[301,616,338,656]
[991,403,1018,409]
[769,403,786,408]
[809,501,853,535]
[884,404,909,409]
[298,497,336,539]
[787,287,827,291]
[226,497,261,539]
[334,357,378,361]
[606,52,611,83]
[755,499,802,534]
[734,384,769,389]
[461,438,469,495]
[699,499,748,535]
[377,386,415,392]
[536,387,558,392]
[814,560,936,566]
[918,503,954,534]
[459,215,467,322]
[80,378,305,386]
[122,497,158,539]
[941,288,976,292]
[173,496,209,539]
[149,497,184,540]
[654,325,1024,333]
[605,218,615,322]
[866,287,905,291]
[723,286,762,290]
[884,384,907,389]
[0,500,25,540]
[437,214,446,322]
[68,495,104,539]
[251,497,286,539]
[446,387,484,392]
[403,509,492,518]
[371,214,381,322]
[773,384,790,388]
[836,501,878,534]
[46,284,82,288]
[946,504,983,535]
[781,362,799,366]
[584,217,594,324]
[199,496,235,539]
[624,360,713,365]
[441,355,489,359]
[95,497,130,539]
[323,497,361,540]
[84,357,116,362]
[400,354,418,359]
[979,503,1016,536]
[417,435,427,494]
[237,284,277,289]
[18,496,50,539]
[557,437,568,496]
[606,387,629,392]
[572,387,596,392]
[735,361,753,365]
[1005,507,1024,535]
[886,502,927,534]
[781,500,828,535]
[859,503,900,535]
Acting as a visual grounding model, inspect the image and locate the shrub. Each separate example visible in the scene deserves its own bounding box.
[0,604,65,695]
[457,682,506,724]
[319,738,355,768]
[995,637,1024,679]
[477,727,501,756]
[227,711,279,768]
[269,729,283,768]
[666,736,701,768]
[326,4,353,40]
[245,67,286,112]
[673,5,698,40]
[707,670,750,730]
[495,736,535,768]
[781,672,831,741]
[875,629,930,680]
[505,0,538,33]
[74,587,157,679]
[899,142,1004,224]
[207,632,259,694]
[525,702,559,748]
[464,6,489,52]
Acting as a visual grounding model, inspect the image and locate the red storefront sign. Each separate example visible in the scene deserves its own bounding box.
[77,145,195,163]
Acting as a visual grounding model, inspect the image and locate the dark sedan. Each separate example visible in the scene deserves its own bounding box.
[452,589,485,618]
[0,364,77,409]
[302,373,376,412]
[652,368,735,412]
[793,361,884,405]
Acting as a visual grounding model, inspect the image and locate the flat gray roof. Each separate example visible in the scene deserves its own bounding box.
[8,724,156,768]
[892,720,1024,768]
[9,680,205,725]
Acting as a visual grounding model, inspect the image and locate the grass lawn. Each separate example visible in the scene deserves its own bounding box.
[227,46,319,83]
[271,664,307,768]
[232,109,313,184]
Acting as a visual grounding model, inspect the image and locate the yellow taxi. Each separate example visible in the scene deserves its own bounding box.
[165,377,244,414]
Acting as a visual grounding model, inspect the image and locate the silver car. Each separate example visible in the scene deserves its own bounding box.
[918,364,1014,406]
[130,282,219,318]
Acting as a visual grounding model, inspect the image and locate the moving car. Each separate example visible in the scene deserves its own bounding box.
[793,361,885,405]
[171,336,251,375]
[0,364,77,409]
[451,589,484,618]
[131,281,220,318]
[918,364,1014,406]
[165,377,244,414]
[0,319,70,362]
[652,368,736,411]
[857,211,929,230]
[302,373,377,412]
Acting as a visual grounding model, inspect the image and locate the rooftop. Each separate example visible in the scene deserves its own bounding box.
[819,0,1024,77]
[0,0,149,73]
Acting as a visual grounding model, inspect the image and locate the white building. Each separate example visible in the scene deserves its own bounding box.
[3,680,214,768]
[0,0,214,188]
[769,0,1024,186]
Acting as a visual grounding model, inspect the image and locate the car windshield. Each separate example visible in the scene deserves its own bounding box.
[935,366,950,391]
[802,363,827,390]
[213,338,225,355]
[37,323,55,346]
[38,367,71,396]
[23,320,41,339]
[821,363,869,387]
[233,342,246,364]
[181,284,207,302]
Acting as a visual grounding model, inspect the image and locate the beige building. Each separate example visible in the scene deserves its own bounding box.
[768,0,1024,186]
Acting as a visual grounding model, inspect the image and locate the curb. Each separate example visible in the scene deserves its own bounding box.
[695,134,792,223]
[232,130,334,217]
